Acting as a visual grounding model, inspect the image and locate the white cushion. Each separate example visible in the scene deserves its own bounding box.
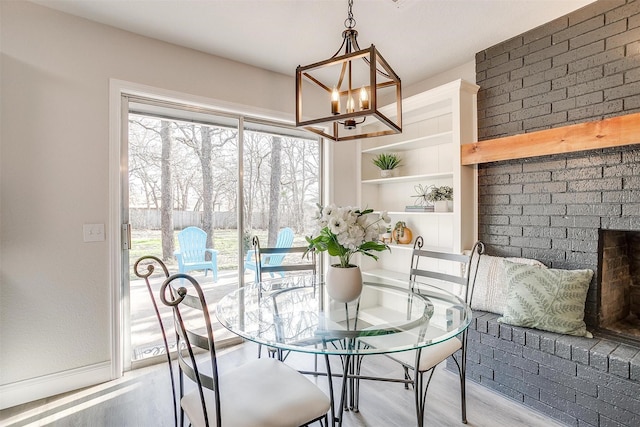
[181,358,330,427]
[361,325,462,373]
[470,255,546,315]
[386,337,462,372]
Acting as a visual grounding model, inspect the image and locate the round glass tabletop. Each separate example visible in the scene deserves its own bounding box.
[215,275,471,356]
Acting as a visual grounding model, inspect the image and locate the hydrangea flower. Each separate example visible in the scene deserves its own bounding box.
[305,204,391,268]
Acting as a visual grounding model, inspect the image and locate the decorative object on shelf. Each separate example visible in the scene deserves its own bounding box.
[393,221,413,245]
[372,153,401,178]
[405,205,434,212]
[295,0,402,142]
[306,204,391,302]
[411,183,436,207]
[434,201,451,212]
[380,227,393,243]
[425,185,453,212]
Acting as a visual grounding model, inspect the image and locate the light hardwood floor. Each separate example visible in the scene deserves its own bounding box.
[1,342,565,427]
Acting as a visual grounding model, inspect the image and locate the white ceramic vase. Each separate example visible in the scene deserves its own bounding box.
[380,169,393,178]
[434,200,450,212]
[325,264,363,303]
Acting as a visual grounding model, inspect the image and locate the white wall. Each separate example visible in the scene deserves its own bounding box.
[0,1,300,408]
[404,60,476,98]
[0,1,476,408]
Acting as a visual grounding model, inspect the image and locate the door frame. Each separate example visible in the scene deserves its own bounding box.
[108,79,301,376]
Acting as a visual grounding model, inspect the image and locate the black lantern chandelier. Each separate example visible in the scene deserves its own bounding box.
[295,0,402,141]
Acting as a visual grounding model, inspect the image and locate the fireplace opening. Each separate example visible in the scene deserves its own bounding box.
[597,229,640,343]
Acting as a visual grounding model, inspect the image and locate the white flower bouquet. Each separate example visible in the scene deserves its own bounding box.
[305,204,391,268]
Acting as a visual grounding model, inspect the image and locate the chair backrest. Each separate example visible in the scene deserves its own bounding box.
[263,227,295,267]
[178,226,208,263]
[133,256,178,427]
[160,273,222,427]
[409,236,484,305]
[253,234,317,283]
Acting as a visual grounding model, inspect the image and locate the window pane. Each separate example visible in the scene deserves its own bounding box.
[242,121,321,274]
[128,108,241,363]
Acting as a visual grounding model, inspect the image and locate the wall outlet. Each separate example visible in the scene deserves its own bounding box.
[83,223,105,242]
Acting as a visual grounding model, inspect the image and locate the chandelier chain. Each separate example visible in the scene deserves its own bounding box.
[345,0,356,29]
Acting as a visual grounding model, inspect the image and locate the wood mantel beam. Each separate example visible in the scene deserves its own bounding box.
[461,112,640,165]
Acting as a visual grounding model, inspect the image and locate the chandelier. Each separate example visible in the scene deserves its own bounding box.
[295,0,402,141]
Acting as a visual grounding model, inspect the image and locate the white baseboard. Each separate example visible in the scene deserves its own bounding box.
[0,361,112,410]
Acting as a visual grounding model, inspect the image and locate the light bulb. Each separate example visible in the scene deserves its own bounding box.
[360,86,369,110]
[331,87,340,115]
[347,96,355,113]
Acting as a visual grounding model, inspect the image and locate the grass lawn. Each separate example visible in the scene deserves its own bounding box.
[130,228,308,277]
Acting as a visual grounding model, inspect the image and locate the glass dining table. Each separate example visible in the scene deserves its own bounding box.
[215,274,471,426]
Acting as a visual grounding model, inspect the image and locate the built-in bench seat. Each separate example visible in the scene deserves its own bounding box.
[448,309,640,426]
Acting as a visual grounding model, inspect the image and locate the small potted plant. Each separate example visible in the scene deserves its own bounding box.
[372,152,401,178]
[426,185,453,212]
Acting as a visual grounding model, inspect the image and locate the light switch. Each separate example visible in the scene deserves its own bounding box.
[83,223,105,242]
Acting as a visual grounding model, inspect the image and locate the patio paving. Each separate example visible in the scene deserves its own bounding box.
[130,267,251,363]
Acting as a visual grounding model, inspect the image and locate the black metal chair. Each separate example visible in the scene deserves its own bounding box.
[402,238,483,425]
[356,237,484,426]
[133,256,180,426]
[251,235,317,360]
[252,235,317,283]
[159,272,331,427]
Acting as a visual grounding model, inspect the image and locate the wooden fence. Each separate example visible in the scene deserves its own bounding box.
[130,209,235,229]
[130,208,305,231]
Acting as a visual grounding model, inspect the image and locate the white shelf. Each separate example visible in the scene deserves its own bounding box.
[359,79,479,283]
[385,243,414,252]
[385,211,454,216]
[361,131,452,154]
[389,243,453,252]
[362,172,453,185]
[363,269,409,284]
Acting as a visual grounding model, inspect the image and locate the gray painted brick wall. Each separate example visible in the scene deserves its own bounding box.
[450,312,640,426]
[477,146,640,327]
[476,0,640,327]
[472,1,640,425]
[477,0,640,140]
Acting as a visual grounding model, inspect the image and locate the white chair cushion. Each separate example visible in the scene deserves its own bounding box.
[386,337,462,372]
[181,358,330,427]
[360,328,462,373]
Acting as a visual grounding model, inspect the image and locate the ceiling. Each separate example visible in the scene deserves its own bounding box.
[32,0,596,87]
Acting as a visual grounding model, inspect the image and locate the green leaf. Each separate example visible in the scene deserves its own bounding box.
[326,239,344,257]
[360,241,389,252]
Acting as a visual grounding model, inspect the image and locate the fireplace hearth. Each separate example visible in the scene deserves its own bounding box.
[597,229,640,344]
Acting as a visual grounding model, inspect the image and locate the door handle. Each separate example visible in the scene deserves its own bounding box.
[122,223,132,250]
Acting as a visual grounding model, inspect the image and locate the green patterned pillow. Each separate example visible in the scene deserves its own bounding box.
[497,260,594,337]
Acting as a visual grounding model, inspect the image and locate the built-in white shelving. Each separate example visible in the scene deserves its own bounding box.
[358,79,479,284]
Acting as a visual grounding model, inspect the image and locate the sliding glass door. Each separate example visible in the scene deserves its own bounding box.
[121,97,322,369]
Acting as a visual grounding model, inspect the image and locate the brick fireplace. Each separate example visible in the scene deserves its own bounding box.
[465,1,640,425]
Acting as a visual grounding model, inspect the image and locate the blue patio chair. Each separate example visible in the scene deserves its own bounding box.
[174,226,218,281]
[244,227,294,279]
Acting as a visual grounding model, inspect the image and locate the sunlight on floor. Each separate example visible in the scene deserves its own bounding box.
[2,380,140,427]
